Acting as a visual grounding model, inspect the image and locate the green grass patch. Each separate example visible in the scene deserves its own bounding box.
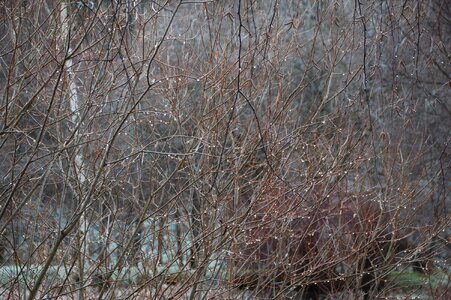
[388,270,449,289]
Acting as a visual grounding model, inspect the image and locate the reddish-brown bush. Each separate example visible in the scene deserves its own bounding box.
[231,180,412,299]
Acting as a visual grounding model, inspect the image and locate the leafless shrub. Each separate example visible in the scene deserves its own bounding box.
[0,1,448,299]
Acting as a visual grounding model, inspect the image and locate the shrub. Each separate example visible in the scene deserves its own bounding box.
[231,179,416,299]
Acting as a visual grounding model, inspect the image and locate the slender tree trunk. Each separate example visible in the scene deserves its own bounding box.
[60,2,87,299]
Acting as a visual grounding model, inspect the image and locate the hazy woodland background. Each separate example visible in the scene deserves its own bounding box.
[0,0,449,299]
